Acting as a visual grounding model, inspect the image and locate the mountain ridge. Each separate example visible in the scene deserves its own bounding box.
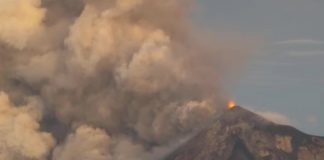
[165,106,324,160]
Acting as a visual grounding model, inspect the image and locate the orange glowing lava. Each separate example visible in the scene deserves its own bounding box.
[227,100,236,109]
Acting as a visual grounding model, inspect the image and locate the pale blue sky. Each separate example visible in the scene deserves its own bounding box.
[195,0,324,135]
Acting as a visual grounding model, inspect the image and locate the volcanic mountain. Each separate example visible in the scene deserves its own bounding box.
[165,106,324,160]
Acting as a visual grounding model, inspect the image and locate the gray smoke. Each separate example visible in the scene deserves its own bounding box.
[0,0,256,159]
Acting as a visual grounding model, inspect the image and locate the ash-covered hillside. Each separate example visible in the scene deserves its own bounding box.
[166,106,324,160]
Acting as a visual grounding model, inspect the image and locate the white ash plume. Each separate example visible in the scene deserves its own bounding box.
[52,125,111,160]
[0,0,256,159]
[0,92,55,160]
[0,0,45,49]
[53,125,190,160]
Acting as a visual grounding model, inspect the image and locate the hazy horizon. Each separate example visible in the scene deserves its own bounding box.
[196,0,324,135]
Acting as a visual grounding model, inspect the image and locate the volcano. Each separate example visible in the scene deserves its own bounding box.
[165,106,324,160]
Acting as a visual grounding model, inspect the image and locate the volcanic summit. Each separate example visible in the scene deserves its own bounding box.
[165,106,324,160]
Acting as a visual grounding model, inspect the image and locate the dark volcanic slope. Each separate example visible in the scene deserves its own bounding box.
[166,106,324,160]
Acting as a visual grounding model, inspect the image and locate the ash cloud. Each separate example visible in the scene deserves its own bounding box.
[0,0,255,159]
[0,92,55,160]
[0,0,45,49]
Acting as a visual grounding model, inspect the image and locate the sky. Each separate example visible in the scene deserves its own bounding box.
[195,0,324,135]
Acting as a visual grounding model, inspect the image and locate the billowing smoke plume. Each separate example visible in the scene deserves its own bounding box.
[0,92,55,160]
[0,0,255,159]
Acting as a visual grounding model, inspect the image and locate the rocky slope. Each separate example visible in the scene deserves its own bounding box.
[165,106,324,160]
